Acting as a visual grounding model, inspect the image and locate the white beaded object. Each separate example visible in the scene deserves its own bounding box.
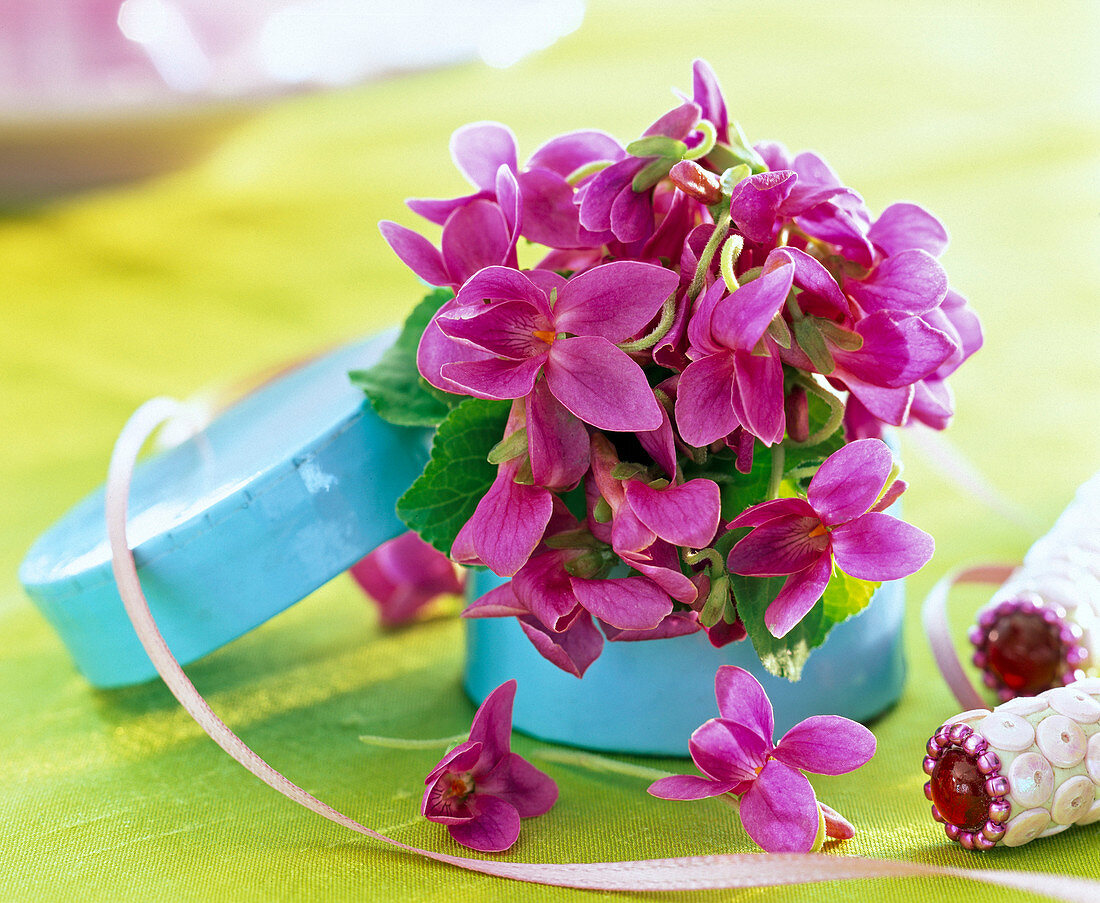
[970,473,1100,699]
[923,681,1100,849]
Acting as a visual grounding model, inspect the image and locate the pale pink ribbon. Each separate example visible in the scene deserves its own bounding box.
[105,398,1100,900]
[922,564,1016,712]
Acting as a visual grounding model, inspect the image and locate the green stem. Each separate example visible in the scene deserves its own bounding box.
[531,747,674,782]
[767,444,786,500]
[719,234,744,293]
[682,547,724,571]
[786,374,846,447]
[359,733,469,750]
[618,292,678,352]
[682,119,717,161]
[687,210,732,304]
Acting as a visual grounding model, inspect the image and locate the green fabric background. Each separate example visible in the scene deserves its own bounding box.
[3,2,1099,900]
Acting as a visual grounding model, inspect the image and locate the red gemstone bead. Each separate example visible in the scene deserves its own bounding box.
[929,748,992,831]
[985,610,1064,694]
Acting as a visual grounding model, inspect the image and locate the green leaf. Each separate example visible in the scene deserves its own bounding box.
[792,318,836,375]
[730,573,829,681]
[395,398,510,555]
[632,157,676,192]
[349,288,461,427]
[682,448,771,522]
[821,567,880,623]
[625,135,687,159]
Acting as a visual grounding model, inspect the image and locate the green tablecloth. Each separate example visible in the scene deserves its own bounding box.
[3,2,1099,900]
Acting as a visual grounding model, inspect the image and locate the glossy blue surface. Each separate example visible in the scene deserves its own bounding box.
[465,571,906,755]
[20,333,428,688]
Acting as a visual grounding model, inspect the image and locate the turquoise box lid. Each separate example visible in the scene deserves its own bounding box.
[20,333,428,688]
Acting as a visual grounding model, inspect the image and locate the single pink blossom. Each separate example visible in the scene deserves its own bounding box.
[349,532,463,627]
[422,680,557,852]
[725,438,934,637]
[648,666,875,853]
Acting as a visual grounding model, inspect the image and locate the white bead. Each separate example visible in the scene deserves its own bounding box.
[1035,714,1088,768]
[998,696,1049,717]
[1076,799,1100,826]
[1051,775,1097,824]
[1047,686,1100,723]
[948,708,992,725]
[1086,732,1100,784]
[1038,822,1070,838]
[982,711,1036,751]
[1071,677,1100,694]
[1001,809,1051,847]
[1008,752,1055,808]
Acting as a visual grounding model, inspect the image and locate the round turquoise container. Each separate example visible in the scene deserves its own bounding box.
[464,570,906,756]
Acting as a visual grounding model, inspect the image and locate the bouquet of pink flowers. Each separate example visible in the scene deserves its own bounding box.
[353,60,980,681]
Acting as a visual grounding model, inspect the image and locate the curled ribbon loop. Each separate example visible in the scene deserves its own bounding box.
[105,398,1099,901]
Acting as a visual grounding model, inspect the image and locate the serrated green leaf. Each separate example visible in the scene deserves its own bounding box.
[625,135,687,159]
[349,288,462,427]
[395,398,510,555]
[730,573,829,681]
[821,567,880,623]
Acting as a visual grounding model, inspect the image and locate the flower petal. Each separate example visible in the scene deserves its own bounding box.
[441,200,511,285]
[518,612,604,678]
[441,354,546,401]
[513,550,580,632]
[527,129,624,178]
[416,311,495,395]
[846,248,947,315]
[714,666,774,742]
[765,552,834,638]
[807,438,894,525]
[726,515,827,577]
[688,718,769,783]
[728,170,796,244]
[624,478,721,550]
[477,752,559,817]
[456,463,553,577]
[648,774,739,800]
[726,497,816,528]
[836,312,956,388]
[467,678,516,765]
[453,266,551,315]
[733,348,785,447]
[601,610,701,641]
[830,512,934,580]
[450,121,518,192]
[553,261,679,342]
[570,575,672,631]
[447,795,521,852]
[424,739,483,790]
[674,351,740,447]
[775,247,849,319]
[544,336,662,431]
[378,221,450,287]
[516,168,585,248]
[868,202,949,258]
[462,581,528,619]
[526,378,590,489]
[439,300,553,361]
[577,156,644,233]
[710,255,794,351]
[774,715,877,775]
[739,760,820,853]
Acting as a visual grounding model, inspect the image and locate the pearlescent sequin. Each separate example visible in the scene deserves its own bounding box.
[1008,752,1055,808]
[1035,714,1087,768]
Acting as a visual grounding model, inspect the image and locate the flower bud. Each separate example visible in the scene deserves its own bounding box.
[669,160,723,205]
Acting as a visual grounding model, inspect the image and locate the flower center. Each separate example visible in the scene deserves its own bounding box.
[532,329,557,346]
[444,773,475,802]
[808,522,828,538]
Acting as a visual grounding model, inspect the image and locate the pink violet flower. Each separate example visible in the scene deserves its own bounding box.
[648,666,875,853]
[349,532,463,627]
[428,262,678,432]
[725,438,934,637]
[422,679,557,852]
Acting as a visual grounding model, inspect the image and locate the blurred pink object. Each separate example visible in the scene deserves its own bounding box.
[350,532,464,627]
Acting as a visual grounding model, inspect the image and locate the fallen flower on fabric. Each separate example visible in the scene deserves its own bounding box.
[349,532,463,627]
[422,679,558,852]
[725,438,934,637]
[648,666,875,853]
